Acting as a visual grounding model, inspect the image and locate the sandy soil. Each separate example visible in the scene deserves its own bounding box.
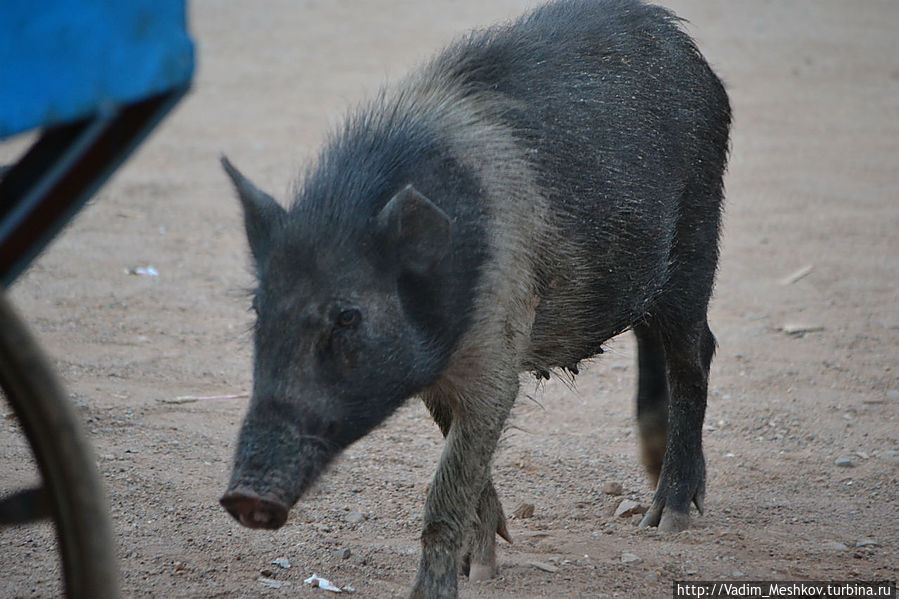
[1,1,897,597]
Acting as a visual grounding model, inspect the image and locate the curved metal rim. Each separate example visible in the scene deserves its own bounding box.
[0,291,119,599]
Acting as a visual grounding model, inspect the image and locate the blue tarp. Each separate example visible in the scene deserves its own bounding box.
[0,0,194,138]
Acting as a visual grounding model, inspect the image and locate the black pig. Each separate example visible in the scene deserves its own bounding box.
[220,0,730,596]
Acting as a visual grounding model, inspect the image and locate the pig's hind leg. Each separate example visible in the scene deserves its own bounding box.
[634,321,670,487]
[638,173,722,532]
[637,117,725,528]
[639,318,715,532]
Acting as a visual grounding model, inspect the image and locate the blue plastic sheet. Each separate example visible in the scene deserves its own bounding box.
[0,0,194,138]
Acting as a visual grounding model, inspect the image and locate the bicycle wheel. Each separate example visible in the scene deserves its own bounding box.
[0,291,119,599]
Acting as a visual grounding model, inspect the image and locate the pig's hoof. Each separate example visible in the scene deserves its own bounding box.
[639,504,691,532]
[640,456,705,532]
[658,510,691,532]
[639,505,660,528]
[468,562,495,583]
[220,488,289,529]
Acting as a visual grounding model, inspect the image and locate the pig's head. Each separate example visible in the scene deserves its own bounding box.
[218,156,454,529]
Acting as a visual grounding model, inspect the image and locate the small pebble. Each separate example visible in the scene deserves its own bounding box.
[824,541,849,551]
[602,482,623,496]
[258,577,282,589]
[621,552,642,564]
[346,511,366,524]
[529,561,559,573]
[856,539,880,548]
[886,390,899,401]
[834,457,854,468]
[512,503,535,519]
[333,547,352,559]
[614,499,647,518]
[272,557,291,569]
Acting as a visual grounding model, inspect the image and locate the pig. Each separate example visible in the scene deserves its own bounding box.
[219,0,730,596]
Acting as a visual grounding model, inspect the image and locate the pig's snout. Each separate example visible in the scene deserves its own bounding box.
[220,487,289,530]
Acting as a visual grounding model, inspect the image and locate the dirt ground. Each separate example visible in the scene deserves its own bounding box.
[1,1,897,597]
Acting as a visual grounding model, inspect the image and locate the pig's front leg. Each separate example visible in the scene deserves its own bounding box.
[410,373,518,599]
[421,391,511,584]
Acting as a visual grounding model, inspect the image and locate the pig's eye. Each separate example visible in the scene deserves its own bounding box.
[336,309,361,328]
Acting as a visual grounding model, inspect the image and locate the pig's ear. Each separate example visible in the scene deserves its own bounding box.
[377,185,451,275]
[221,155,285,261]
